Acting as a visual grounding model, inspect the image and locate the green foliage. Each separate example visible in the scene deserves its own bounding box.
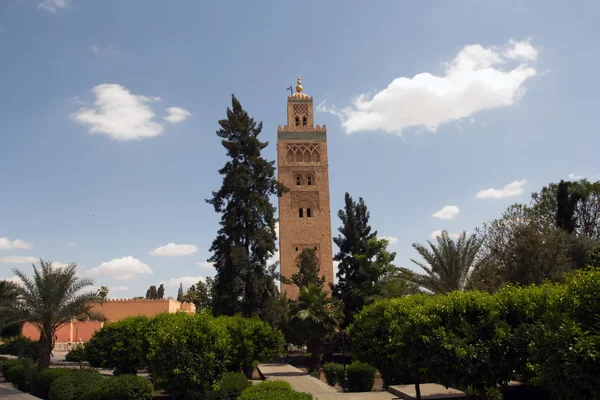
[99,374,153,400]
[238,380,313,400]
[0,335,40,360]
[85,316,149,375]
[0,280,22,338]
[1,358,24,377]
[322,362,344,386]
[144,312,231,398]
[290,248,325,288]
[207,372,251,400]
[177,283,184,302]
[6,359,37,392]
[65,346,86,367]
[346,361,376,392]
[333,193,396,327]
[207,94,285,319]
[182,278,213,312]
[587,246,600,268]
[216,315,283,377]
[34,368,72,399]
[48,369,104,400]
[0,259,105,370]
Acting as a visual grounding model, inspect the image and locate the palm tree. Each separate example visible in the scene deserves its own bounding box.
[290,284,343,371]
[406,231,486,294]
[98,286,109,299]
[0,259,105,370]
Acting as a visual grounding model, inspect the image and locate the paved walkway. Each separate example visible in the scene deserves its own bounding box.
[258,363,397,400]
[0,382,40,399]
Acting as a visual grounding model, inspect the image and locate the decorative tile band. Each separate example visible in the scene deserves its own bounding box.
[278,131,327,141]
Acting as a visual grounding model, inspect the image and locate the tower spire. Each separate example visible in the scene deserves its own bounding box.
[296,75,303,93]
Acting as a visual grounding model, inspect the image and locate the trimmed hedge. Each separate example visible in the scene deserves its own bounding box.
[1,358,23,377]
[0,336,39,360]
[48,369,104,400]
[239,380,313,400]
[6,360,37,392]
[346,361,375,392]
[65,346,86,367]
[34,368,72,399]
[99,374,153,400]
[208,372,252,400]
[323,362,344,386]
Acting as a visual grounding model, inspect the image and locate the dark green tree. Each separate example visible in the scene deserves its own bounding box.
[177,283,184,302]
[332,193,394,327]
[145,285,158,300]
[157,284,165,300]
[206,94,285,319]
[182,279,212,311]
[290,248,325,289]
[0,280,22,338]
[555,180,582,234]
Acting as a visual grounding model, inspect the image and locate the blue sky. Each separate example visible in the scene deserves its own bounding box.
[1,0,599,298]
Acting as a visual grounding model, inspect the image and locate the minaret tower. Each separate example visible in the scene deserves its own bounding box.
[277,76,334,299]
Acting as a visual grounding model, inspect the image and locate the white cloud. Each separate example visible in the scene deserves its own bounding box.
[89,256,152,281]
[568,173,584,180]
[149,243,199,257]
[0,256,38,264]
[164,107,191,124]
[379,236,398,244]
[50,261,70,268]
[430,230,461,240]
[503,39,538,61]
[161,276,205,287]
[37,0,70,13]
[90,44,118,56]
[1,276,22,285]
[432,205,460,220]
[198,261,215,269]
[112,286,129,292]
[320,39,538,135]
[71,84,164,141]
[0,238,32,250]
[68,242,77,247]
[476,179,527,199]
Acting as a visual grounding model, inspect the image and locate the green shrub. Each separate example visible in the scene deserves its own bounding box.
[215,315,284,377]
[145,312,231,398]
[6,360,37,392]
[34,368,72,399]
[0,336,40,360]
[1,358,23,377]
[346,361,375,392]
[65,346,86,367]
[239,380,313,400]
[48,369,104,400]
[99,374,153,400]
[322,362,344,386]
[208,372,252,400]
[85,316,149,375]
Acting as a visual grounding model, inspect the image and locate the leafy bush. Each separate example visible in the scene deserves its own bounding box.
[215,315,284,377]
[85,316,149,375]
[1,358,23,377]
[6,360,37,392]
[145,312,231,398]
[34,368,72,399]
[99,374,153,400]
[65,346,86,367]
[207,372,252,400]
[0,336,40,360]
[48,369,104,400]
[346,361,375,392]
[238,380,313,400]
[323,362,344,386]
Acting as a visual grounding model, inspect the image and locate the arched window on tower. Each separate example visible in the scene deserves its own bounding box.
[299,208,303,218]
[302,116,307,126]
[295,116,300,126]
[296,176,301,185]
[307,176,312,185]
[307,208,312,218]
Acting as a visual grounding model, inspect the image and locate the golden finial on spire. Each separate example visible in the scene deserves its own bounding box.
[296,75,303,93]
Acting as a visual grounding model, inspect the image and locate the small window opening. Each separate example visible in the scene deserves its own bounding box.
[307,176,312,185]
[296,247,299,251]
[299,208,303,218]
[302,116,307,126]
[314,246,317,250]
[296,176,301,185]
[307,208,312,218]
[295,116,300,126]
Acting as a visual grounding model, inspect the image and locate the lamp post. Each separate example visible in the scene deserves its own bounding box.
[341,330,349,392]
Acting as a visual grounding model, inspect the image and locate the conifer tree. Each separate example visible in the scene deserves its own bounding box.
[177,283,184,302]
[206,94,285,318]
[291,248,325,289]
[145,285,158,300]
[333,193,395,327]
[157,284,165,300]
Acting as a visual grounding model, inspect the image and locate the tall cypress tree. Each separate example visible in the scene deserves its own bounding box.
[207,94,285,318]
[333,192,394,327]
[290,248,325,289]
[177,283,184,302]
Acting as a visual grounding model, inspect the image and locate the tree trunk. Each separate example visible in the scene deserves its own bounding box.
[38,332,52,371]
[415,380,422,400]
[307,338,322,373]
[243,360,253,379]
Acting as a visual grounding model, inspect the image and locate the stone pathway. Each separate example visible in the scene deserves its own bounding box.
[257,363,398,400]
[0,382,40,399]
